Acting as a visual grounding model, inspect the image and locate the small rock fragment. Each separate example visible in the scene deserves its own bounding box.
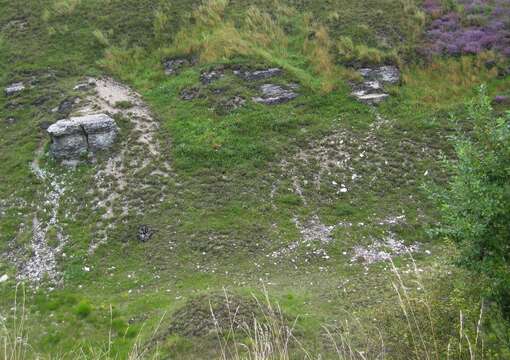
[0,274,8,283]
[138,225,154,242]
[163,58,190,76]
[4,117,17,125]
[217,95,246,113]
[200,68,224,84]
[5,82,25,96]
[351,65,400,105]
[252,84,298,105]
[57,97,78,115]
[234,68,282,81]
[180,87,203,101]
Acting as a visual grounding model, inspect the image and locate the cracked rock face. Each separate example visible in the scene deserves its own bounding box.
[234,67,282,81]
[253,84,298,105]
[47,114,118,160]
[351,66,400,105]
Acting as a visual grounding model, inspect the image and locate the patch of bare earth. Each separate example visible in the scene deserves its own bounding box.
[76,77,172,253]
[270,111,431,264]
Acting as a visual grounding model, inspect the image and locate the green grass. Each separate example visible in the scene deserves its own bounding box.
[0,0,509,358]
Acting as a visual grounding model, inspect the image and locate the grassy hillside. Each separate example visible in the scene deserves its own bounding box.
[1,0,509,358]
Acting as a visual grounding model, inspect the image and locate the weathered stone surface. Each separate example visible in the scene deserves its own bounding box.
[74,79,96,91]
[359,66,400,84]
[180,87,204,101]
[253,84,298,105]
[234,68,282,81]
[138,225,155,242]
[200,68,224,84]
[4,82,25,96]
[47,114,118,160]
[216,96,246,114]
[57,97,78,115]
[351,66,400,105]
[163,58,190,75]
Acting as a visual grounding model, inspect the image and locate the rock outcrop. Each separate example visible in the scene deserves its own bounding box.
[252,84,299,105]
[47,114,118,160]
[234,68,282,81]
[351,66,400,105]
[163,58,192,75]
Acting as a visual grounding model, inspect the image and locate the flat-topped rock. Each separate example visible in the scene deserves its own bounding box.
[5,82,25,96]
[252,84,298,105]
[234,68,282,81]
[359,66,400,84]
[47,114,118,160]
[351,65,400,105]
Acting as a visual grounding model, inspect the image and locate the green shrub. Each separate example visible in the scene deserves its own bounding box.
[429,86,510,316]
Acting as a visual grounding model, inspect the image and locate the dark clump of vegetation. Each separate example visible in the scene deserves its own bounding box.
[429,87,510,317]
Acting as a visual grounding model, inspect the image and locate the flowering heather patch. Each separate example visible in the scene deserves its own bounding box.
[422,0,510,57]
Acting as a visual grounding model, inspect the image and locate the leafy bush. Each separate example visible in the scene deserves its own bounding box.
[429,87,510,315]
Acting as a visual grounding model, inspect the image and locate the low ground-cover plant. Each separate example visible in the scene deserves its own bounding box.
[422,0,510,57]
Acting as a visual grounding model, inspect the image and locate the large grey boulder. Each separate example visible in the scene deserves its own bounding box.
[47,114,118,160]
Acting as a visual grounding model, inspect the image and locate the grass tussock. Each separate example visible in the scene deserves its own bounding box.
[53,0,81,16]
[1,285,28,360]
[0,268,498,359]
[93,29,111,47]
[401,53,500,107]
[160,0,340,93]
[214,260,491,360]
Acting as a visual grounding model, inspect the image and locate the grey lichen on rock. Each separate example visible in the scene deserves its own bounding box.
[4,82,25,96]
[47,114,118,160]
[351,65,400,105]
[252,84,299,105]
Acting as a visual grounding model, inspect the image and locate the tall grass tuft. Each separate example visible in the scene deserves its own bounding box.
[53,0,81,16]
[213,288,301,360]
[1,285,29,360]
[164,0,340,93]
[93,29,110,47]
[213,259,489,359]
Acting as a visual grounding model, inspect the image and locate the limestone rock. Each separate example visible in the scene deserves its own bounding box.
[137,225,155,242]
[4,82,25,96]
[47,114,118,160]
[200,68,224,84]
[253,84,298,105]
[351,65,400,105]
[163,58,191,76]
[180,87,204,101]
[234,68,282,81]
[359,66,400,84]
